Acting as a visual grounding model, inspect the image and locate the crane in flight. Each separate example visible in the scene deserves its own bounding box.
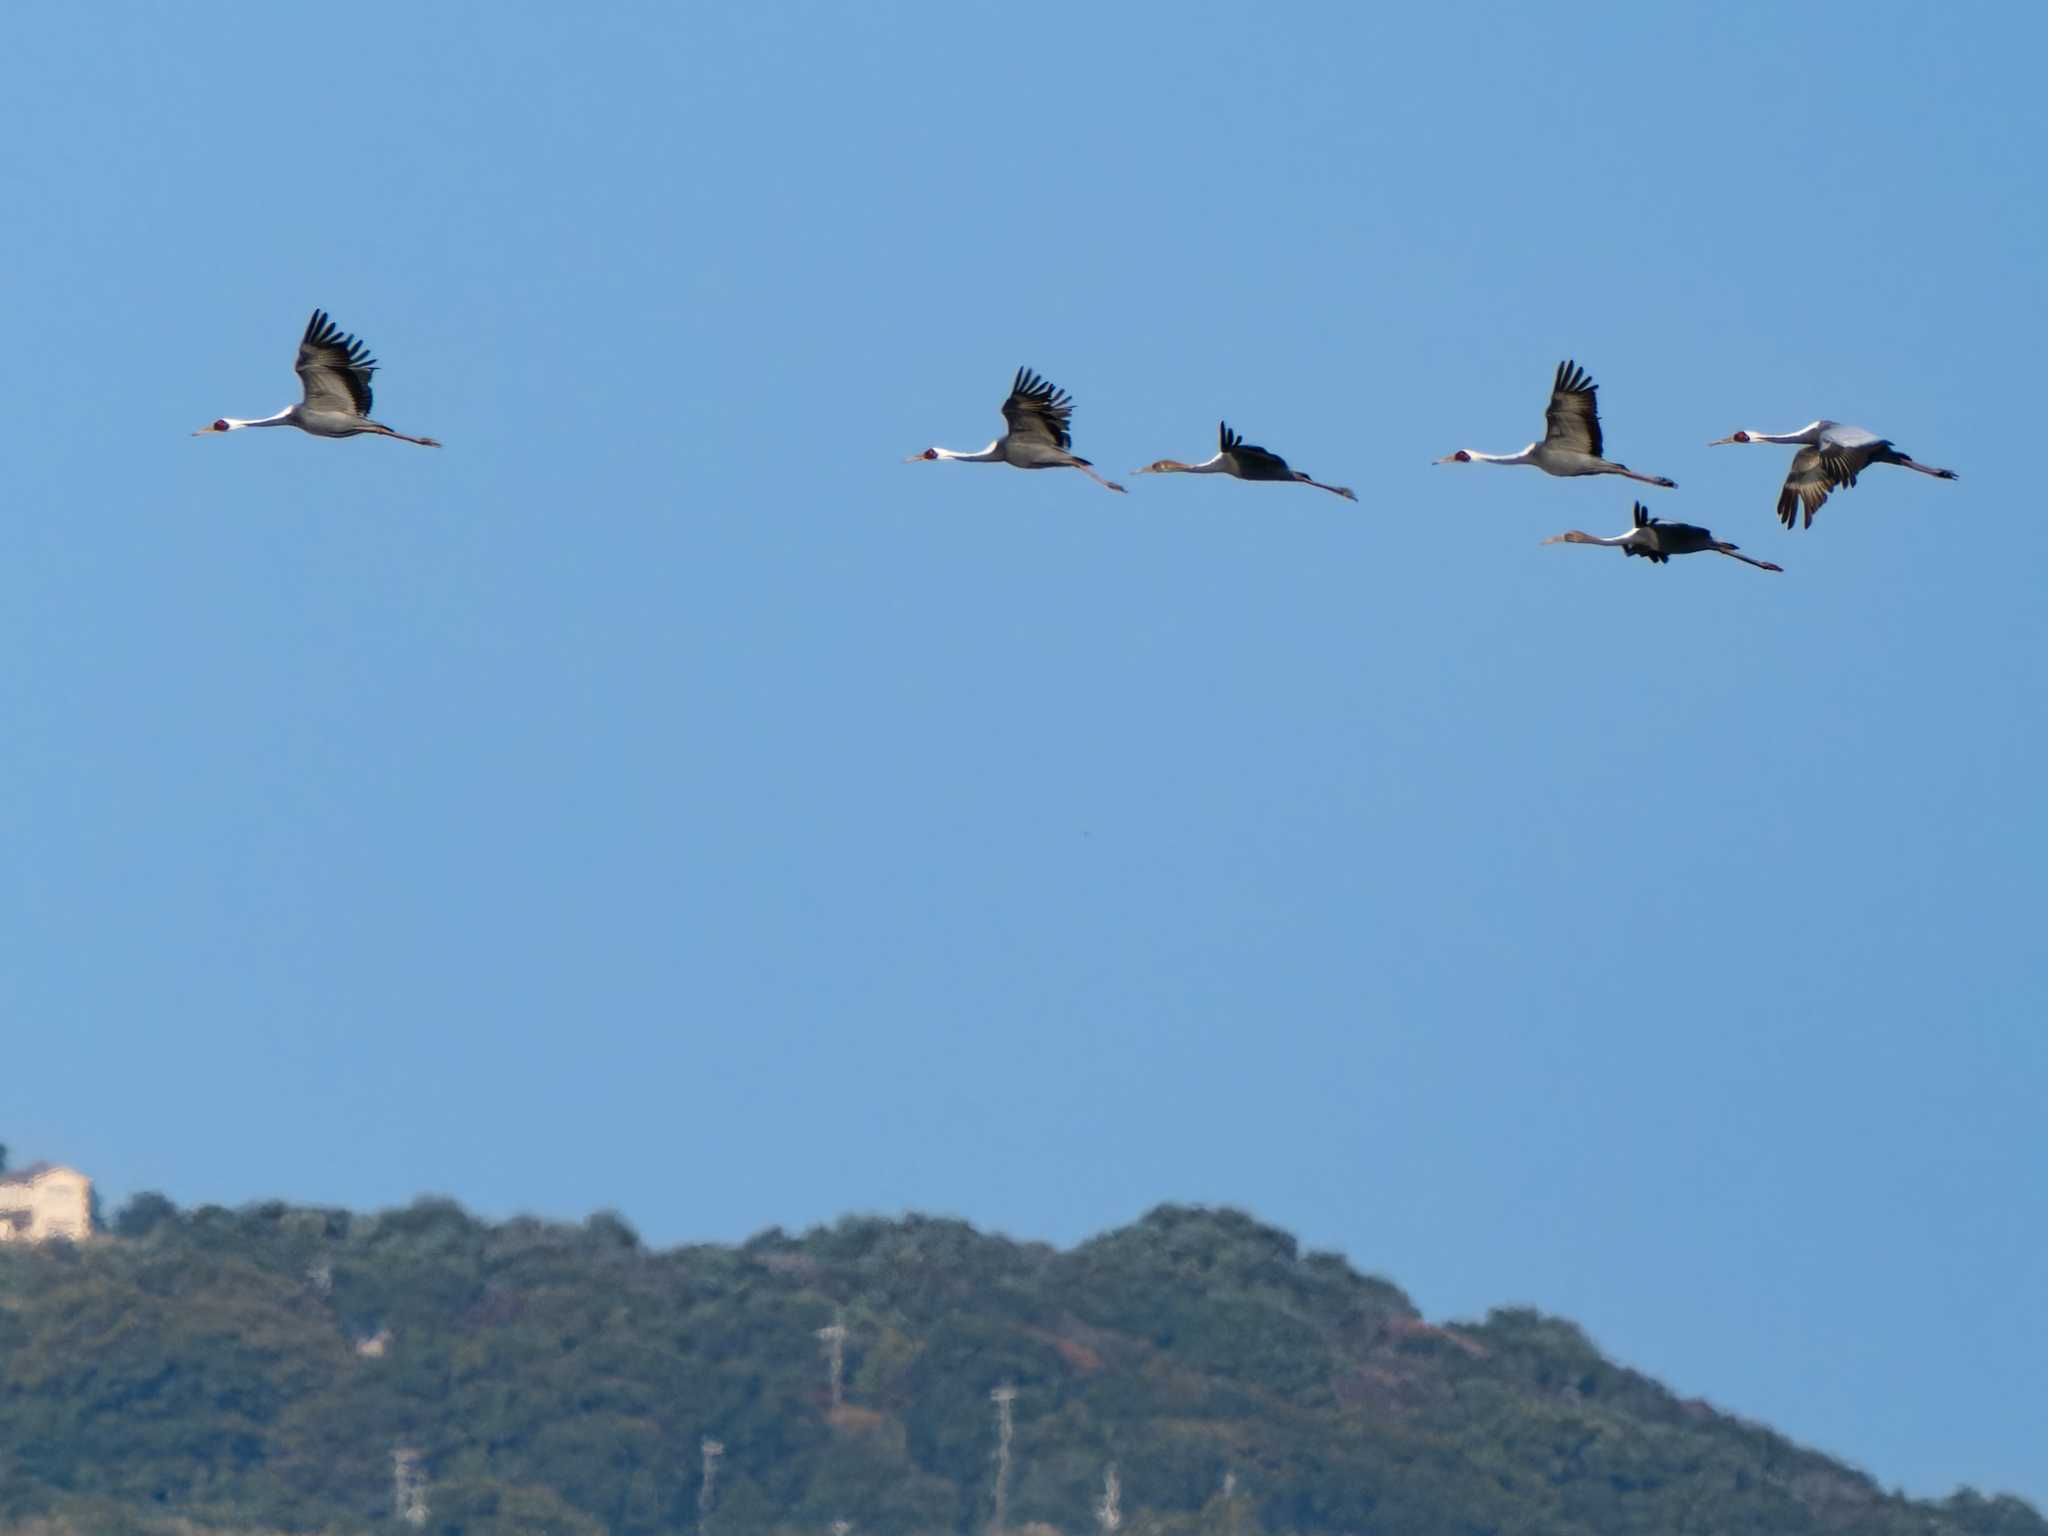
[1133,421,1356,500]
[1543,502,1781,571]
[195,310,441,446]
[1708,421,1956,528]
[907,368,1124,493]
[1437,360,1675,487]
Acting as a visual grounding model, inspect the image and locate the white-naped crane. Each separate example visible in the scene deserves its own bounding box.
[1436,360,1676,488]
[906,367,1124,493]
[195,309,441,446]
[1132,421,1357,500]
[1543,501,1782,572]
[1708,421,1957,529]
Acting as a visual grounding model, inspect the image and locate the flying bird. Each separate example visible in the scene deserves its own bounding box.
[1133,421,1356,500]
[906,368,1124,493]
[1436,360,1676,487]
[1708,421,1956,528]
[1543,501,1781,571]
[195,309,441,446]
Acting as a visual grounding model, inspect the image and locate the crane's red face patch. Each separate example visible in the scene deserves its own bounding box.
[1453,450,1471,462]
[213,419,230,432]
[1731,431,1750,443]
[921,448,938,460]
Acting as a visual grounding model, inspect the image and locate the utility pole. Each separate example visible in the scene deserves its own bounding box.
[391,1446,427,1528]
[817,1317,849,1413]
[1096,1464,1122,1535]
[989,1384,1019,1536]
[699,1437,725,1536]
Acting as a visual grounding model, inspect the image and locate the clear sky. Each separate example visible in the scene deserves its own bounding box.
[4,0,2043,1511]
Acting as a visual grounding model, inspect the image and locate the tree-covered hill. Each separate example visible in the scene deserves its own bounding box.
[0,1197,2038,1536]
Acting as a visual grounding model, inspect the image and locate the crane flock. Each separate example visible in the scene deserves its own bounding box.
[200,313,1959,574]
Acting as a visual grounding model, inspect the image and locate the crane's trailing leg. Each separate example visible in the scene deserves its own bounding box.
[1886,452,1958,481]
[1070,457,1126,494]
[1713,544,1784,572]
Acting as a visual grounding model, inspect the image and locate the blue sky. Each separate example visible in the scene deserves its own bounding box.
[4,0,2043,1510]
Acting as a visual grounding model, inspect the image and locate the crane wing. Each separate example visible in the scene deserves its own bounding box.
[1543,360,1603,458]
[1779,441,1886,528]
[1621,533,1666,563]
[1001,368,1075,450]
[1219,422,1292,477]
[1778,445,1836,528]
[296,309,376,417]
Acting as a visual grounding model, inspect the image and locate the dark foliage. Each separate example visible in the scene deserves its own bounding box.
[0,1201,2037,1536]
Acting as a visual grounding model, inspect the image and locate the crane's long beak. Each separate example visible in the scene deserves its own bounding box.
[1432,454,1458,464]
[1706,436,1738,446]
[193,424,223,435]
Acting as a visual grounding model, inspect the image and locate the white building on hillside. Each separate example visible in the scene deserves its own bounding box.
[0,1163,94,1243]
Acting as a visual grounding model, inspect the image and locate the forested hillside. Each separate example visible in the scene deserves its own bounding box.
[0,1198,2038,1536]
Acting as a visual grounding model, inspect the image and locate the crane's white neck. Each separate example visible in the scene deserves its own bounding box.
[933,440,1003,463]
[1460,445,1537,465]
[230,408,297,430]
[1734,424,1823,446]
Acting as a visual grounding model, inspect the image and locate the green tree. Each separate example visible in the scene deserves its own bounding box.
[112,1193,179,1241]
